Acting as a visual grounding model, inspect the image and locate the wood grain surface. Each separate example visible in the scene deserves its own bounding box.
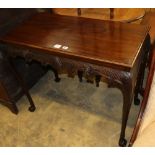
[1,12,149,71]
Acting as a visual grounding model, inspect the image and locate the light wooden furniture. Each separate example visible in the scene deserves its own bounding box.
[0,13,150,146]
[52,8,146,23]
[77,8,114,19]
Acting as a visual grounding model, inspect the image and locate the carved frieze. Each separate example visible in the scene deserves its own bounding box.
[1,44,133,93]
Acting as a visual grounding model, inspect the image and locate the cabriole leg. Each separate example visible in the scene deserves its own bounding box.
[119,78,133,147]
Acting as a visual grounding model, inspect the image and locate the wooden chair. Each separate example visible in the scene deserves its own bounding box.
[76,8,146,23]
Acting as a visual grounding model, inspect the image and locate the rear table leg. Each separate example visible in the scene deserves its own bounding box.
[78,70,83,82]
[134,35,150,105]
[95,75,101,87]
[50,67,61,82]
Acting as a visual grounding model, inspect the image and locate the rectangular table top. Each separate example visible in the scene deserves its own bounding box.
[0,12,150,71]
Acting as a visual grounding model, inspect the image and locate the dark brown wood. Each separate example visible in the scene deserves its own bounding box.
[0,13,150,72]
[0,12,150,146]
[0,49,36,113]
[77,70,83,82]
[129,44,155,146]
[77,8,81,16]
[8,57,36,112]
[110,8,114,19]
[0,81,10,101]
[0,9,37,37]
[134,35,151,105]
[0,83,18,114]
[49,66,61,82]
[0,51,20,114]
[95,75,101,87]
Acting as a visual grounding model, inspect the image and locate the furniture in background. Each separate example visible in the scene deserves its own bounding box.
[52,8,146,23]
[77,8,114,19]
[0,13,150,146]
[0,51,36,114]
[0,9,48,113]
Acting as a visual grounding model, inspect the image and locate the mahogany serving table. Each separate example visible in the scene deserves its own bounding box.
[0,13,150,146]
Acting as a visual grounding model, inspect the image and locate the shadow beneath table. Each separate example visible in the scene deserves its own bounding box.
[32,71,139,128]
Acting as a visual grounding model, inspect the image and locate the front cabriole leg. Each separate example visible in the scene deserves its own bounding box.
[80,64,134,147]
[106,71,134,147]
[119,74,133,146]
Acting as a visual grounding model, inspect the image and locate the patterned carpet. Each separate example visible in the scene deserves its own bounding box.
[0,71,139,146]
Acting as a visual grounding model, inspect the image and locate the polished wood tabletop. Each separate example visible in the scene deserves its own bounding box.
[0,12,149,71]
